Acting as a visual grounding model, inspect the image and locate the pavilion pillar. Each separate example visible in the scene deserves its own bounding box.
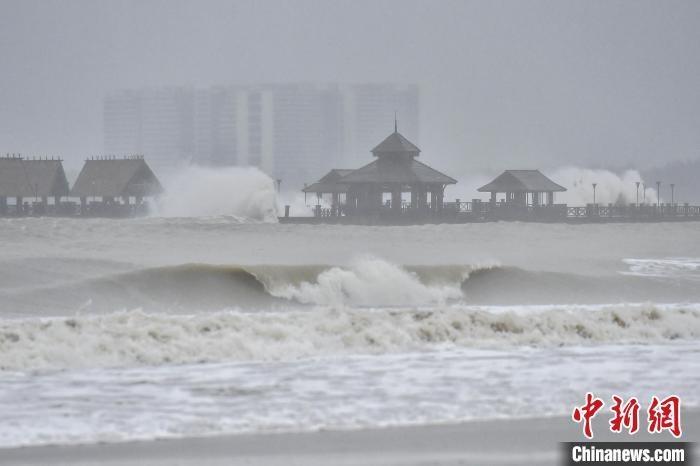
[490,192,496,206]
[332,193,339,216]
[16,197,23,215]
[0,197,6,215]
[392,187,401,213]
[80,197,87,215]
[547,191,554,206]
[436,186,444,211]
[410,187,417,209]
[532,192,539,207]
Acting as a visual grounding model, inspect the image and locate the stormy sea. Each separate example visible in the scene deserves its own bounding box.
[1,213,699,448]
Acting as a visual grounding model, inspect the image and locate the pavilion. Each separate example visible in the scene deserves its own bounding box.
[478,170,566,208]
[302,124,457,219]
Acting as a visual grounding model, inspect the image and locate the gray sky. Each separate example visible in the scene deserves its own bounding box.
[1,0,699,172]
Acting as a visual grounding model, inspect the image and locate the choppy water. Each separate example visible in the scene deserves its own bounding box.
[1,217,699,447]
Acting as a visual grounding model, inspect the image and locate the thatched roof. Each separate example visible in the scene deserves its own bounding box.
[371,131,420,157]
[0,157,70,198]
[340,158,457,185]
[71,158,163,198]
[478,170,566,193]
[302,169,354,193]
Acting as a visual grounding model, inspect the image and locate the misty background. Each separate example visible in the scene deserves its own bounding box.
[1,0,699,201]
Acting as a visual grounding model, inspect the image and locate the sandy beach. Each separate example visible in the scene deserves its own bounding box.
[1,411,697,466]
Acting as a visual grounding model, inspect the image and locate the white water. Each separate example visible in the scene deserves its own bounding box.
[1,303,698,372]
[1,343,698,448]
[548,167,657,205]
[153,165,278,221]
[266,257,466,307]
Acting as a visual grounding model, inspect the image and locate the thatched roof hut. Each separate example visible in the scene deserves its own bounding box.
[0,156,70,199]
[71,157,162,199]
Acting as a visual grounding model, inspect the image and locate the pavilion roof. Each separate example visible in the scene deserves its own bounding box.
[302,169,354,193]
[0,157,70,198]
[339,158,456,185]
[371,131,420,156]
[478,170,566,193]
[71,157,163,198]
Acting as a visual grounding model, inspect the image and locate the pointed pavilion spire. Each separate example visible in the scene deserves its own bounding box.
[394,111,398,133]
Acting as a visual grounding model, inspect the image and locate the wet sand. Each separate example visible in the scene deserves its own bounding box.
[2,411,697,466]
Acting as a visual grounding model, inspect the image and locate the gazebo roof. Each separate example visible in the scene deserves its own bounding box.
[340,158,456,185]
[478,170,566,193]
[71,158,163,198]
[0,157,70,198]
[371,131,420,156]
[302,169,354,193]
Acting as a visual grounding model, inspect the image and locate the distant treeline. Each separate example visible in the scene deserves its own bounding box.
[642,158,700,204]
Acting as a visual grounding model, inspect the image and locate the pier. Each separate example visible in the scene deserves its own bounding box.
[284,131,700,225]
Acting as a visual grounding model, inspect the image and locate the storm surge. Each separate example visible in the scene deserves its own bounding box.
[1,303,699,371]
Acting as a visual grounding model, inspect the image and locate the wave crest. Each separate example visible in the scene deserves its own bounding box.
[1,304,698,371]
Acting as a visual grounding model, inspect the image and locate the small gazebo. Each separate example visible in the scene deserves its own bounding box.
[478,170,566,207]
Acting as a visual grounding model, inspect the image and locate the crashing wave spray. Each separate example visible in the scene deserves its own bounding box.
[152,165,278,221]
[548,167,658,205]
[262,257,467,307]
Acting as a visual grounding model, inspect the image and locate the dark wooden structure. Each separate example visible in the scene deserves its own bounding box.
[71,156,162,216]
[475,170,567,220]
[301,127,457,221]
[0,156,70,216]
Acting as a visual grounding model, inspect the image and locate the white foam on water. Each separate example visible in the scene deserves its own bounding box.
[264,257,467,307]
[622,257,700,280]
[1,303,699,372]
[1,343,698,448]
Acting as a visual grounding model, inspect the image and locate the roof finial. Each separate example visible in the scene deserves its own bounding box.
[394,111,398,133]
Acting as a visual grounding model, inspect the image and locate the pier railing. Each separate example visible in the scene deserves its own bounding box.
[302,200,700,222]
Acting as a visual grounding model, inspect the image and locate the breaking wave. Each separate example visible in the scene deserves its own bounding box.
[5,257,700,315]
[151,165,278,221]
[1,304,699,371]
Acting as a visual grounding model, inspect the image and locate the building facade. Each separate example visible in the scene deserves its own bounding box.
[104,83,419,186]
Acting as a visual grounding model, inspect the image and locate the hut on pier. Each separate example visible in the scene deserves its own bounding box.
[303,125,457,219]
[0,156,70,215]
[477,170,567,219]
[478,170,566,206]
[70,156,162,215]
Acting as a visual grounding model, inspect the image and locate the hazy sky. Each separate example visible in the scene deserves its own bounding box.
[1,0,699,172]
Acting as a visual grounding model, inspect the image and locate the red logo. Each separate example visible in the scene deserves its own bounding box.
[572,394,682,439]
[648,395,682,438]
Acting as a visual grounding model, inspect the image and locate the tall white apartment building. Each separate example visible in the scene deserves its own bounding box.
[104,87,194,172]
[104,83,419,187]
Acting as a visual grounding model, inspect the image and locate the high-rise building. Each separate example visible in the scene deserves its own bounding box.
[104,87,194,172]
[103,83,419,186]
